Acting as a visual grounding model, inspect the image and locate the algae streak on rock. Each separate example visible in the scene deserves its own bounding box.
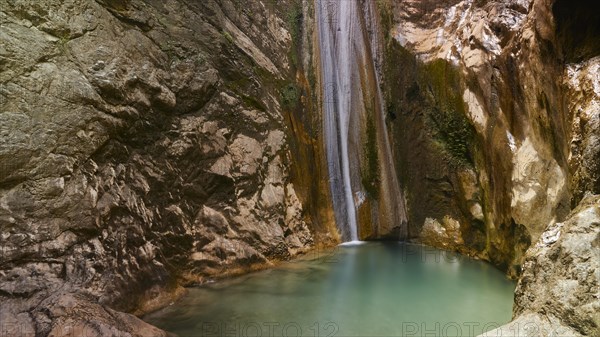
[315,0,407,241]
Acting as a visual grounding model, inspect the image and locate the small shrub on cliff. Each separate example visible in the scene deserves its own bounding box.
[222,31,234,44]
[426,105,475,166]
[280,83,300,110]
[287,1,303,43]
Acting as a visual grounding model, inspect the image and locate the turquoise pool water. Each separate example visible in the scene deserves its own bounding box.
[144,242,515,336]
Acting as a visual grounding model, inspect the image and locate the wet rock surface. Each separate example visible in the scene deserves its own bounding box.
[384,1,600,335]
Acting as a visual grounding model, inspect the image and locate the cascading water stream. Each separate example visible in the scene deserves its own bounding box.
[317,0,359,241]
[316,0,408,241]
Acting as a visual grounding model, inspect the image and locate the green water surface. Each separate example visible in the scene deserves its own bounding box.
[144,242,515,337]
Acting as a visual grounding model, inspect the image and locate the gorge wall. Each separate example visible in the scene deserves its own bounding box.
[377,0,600,334]
[376,0,600,278]
[0,0,337,335]
[0,0,598,336]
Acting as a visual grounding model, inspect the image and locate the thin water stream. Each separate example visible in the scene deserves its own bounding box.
[316,0,408,241]
[145,243,515,337]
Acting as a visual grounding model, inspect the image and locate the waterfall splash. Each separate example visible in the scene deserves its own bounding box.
[316,0,408,241]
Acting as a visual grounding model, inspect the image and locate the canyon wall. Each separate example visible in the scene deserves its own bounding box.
[378,1,599,333]
[377,0,599,277]
[0,0,336,335]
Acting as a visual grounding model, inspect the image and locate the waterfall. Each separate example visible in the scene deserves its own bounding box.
[316,0,408,242]
[316,0,358,241]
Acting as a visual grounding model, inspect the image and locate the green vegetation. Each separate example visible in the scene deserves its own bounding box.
[362,109,380,199]
[426,105,474,166]
[56,32,71,54]
[376,0,394,42]
[307,62,316,91]
[287,1,303,44]
[420,59,475,167]
[222,31,234,44]
[382,43,476,167]
[241,94,266,112]
[280,83,300,110]
[286,0,303,68]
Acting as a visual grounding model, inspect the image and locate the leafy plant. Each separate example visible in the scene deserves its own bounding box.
[286,0,303,67]
[287,1,303,43]
[280,83,300,110]
[426,105,474,166]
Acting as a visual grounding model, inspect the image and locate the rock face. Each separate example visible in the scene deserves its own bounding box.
[481,194,599,337]
[2,290,168,337]
[380,0,600,276]
[378,1,599,334]
[0,0,333,334]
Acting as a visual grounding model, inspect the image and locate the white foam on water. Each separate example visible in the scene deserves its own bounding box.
[339,240,367,247]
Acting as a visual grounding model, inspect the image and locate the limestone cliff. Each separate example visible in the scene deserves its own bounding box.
[377,0,599,334]
[378,0,600,277]
[0,0,333,335]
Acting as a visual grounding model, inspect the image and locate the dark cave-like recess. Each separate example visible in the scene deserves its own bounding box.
[553,0,600,63]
